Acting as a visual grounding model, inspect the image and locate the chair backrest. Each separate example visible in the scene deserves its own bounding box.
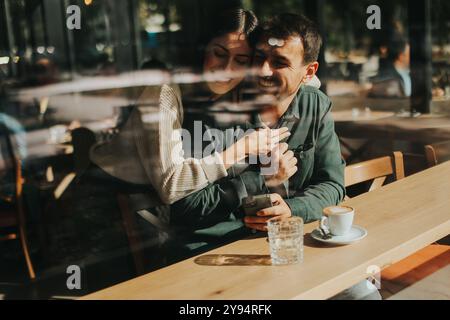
[0,123,14,173]
[0,123,21,200]
[345,151,405,191]
[0,125,35,280]
[71,127,96,175]
[424,141,450,168]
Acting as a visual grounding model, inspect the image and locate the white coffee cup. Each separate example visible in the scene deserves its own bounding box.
[320,206,354,236]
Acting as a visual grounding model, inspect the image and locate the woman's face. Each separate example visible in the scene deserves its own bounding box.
[203,31,252,95]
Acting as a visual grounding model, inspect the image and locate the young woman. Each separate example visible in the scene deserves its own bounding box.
[89,9,290,206]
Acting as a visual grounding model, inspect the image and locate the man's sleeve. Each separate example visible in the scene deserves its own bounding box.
[170,169,266,229]
[284,104,346,224]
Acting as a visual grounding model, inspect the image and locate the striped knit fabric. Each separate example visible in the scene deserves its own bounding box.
[90,84,228,205]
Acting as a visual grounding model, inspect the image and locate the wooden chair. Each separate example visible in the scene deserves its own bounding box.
[117,189,173,276]
[345,152,448,298]
[116,193,147,276]
[52,127,97,200]
[424,141,450,247]
[71,127,153,275]
[424,141,450,168]
[0,126,36,280]
[71,127,96,176]
[344,151,405,198]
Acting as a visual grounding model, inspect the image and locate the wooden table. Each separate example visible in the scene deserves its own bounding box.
[334,113,450,163]
[332,110,395,122]
[81,162,450,300]
[335,114,450,144]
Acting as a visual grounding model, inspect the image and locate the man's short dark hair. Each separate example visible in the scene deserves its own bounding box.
[387,35,408,63]
[251,13,322,64]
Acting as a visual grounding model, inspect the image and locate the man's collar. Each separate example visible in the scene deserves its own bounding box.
[246,87,301,129]
[283,92,300,120]
[278,87,302,122]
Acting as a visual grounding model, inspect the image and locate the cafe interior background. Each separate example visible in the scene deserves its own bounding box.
[0,0,449,299]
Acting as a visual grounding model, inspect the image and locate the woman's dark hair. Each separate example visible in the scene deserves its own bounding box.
[386,35,408,63]
[195,8,258,66]
[207,8,258,43]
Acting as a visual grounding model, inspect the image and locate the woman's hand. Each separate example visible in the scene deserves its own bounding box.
[244,127,290,156]
[220,127,290,169]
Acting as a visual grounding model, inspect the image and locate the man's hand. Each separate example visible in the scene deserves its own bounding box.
[244,193,292,232]
[263,142,298,188]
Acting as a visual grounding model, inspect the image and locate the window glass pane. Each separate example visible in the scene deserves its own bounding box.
[431,0,450,113]
[0,0,449,300]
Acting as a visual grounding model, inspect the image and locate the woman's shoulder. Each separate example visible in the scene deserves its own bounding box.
[138,83,181,102]
[160,83,182,105]
[136,83,182,118]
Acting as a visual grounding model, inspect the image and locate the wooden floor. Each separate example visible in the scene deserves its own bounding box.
[386,265,450,300]
[380,242,450,299]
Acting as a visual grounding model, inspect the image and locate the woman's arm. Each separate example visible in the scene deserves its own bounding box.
[132,84,225,204]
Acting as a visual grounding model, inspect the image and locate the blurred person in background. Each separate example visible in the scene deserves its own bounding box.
[0,113,27,197]
[369,35,411,98]
[26,56,60,87]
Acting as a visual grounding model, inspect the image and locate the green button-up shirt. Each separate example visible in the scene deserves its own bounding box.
[171,85,346,248]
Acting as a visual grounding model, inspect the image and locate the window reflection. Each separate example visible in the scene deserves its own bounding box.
[0,0,449,300]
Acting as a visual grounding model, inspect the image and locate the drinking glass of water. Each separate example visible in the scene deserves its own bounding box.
[267,216,303,265]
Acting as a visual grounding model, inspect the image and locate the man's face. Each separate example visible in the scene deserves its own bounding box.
[253,35,315,99]
[399,44,410,69]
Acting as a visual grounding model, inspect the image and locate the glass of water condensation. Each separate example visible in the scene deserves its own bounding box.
[267,216,303,265]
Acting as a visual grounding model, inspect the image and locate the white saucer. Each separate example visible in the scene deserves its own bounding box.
[311,225,368,245]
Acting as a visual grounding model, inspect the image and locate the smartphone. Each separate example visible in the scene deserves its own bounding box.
[242,194,272,216]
